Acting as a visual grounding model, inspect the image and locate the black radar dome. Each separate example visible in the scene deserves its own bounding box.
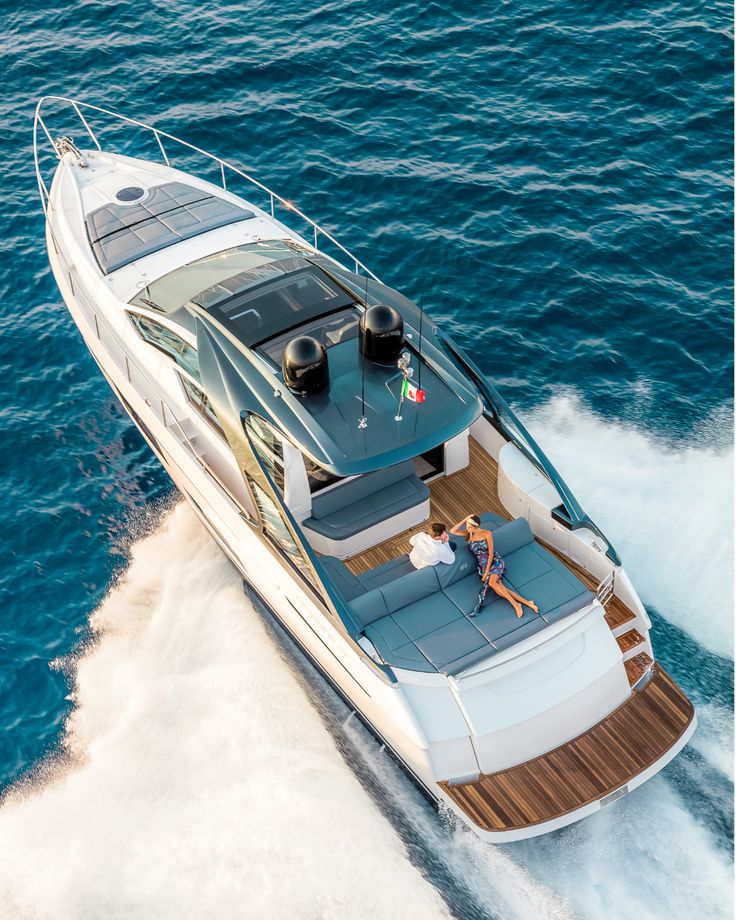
[282,335,329,395]
[359,304,404,364]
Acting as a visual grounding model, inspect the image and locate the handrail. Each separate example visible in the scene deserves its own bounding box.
[596,570,615,607]
[38,97,622,570]
[33,95,380,281]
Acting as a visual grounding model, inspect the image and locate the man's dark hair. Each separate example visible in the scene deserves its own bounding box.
[429,522,447,538]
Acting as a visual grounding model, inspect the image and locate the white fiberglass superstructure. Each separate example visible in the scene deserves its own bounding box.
[35,97,695,842]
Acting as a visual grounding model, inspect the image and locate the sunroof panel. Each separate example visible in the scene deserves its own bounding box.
[208,265,355,346]
[86,182,254,274]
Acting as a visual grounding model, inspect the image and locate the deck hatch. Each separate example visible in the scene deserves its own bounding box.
[86,181,254,274]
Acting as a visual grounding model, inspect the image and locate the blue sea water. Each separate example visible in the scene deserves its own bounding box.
[0,1,733,918]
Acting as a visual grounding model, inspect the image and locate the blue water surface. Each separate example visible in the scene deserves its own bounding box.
[0,1,732,917]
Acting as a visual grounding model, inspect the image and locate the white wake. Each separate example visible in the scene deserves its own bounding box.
[342,692,733,920]
[524,393,734,659]
[0,505,450,920]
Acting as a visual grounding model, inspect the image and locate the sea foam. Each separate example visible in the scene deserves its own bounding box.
[524,394,734,659]
[0,505,449,920]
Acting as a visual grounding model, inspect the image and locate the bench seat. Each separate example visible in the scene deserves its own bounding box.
[303,460,430,557]
[341,517,595,676]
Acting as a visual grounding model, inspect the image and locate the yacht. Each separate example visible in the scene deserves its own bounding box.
[34,96,696,842]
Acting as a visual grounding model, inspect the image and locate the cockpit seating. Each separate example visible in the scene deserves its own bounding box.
[302,460,430,557]
[323,515,596,675]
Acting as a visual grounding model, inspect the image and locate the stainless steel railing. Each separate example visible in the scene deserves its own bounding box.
[33,95,380,281]
[596,569,615,607]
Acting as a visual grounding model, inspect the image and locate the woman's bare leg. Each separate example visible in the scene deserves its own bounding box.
[487,575,524,618]
[504,586,539,613]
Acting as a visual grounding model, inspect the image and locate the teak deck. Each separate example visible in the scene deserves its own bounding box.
[346,438,637,631]
[439,666,694,832]
[346,437,508,575]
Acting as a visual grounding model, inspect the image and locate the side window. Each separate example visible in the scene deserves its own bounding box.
[180,375,224,436]
[250,480,315,586]
[303,456,342,493]
[244,415,285,491]
[129,313,200,380]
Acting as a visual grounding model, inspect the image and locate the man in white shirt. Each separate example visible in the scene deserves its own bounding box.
[409,522,456,569]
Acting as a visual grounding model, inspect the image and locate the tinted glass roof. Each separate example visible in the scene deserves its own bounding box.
[258,307,360,366]
[130,240,312,315]
[208,264,354,346]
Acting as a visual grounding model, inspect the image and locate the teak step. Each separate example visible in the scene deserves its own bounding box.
[624,652,653,686]
[617,628,645,654]
[604,599,637,631]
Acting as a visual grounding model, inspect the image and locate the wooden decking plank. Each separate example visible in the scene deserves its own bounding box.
[625,652,653,686]
[440,667,693,832]
[605,601,637,630]
[617,628,645,653]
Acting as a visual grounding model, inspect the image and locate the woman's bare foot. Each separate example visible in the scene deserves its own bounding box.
[527,601,539,614]
[513,601,524,618]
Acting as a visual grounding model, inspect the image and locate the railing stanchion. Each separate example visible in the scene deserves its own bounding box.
[220,161,227,191]
[154,130,170,167]
[72,102,101,151]
[38,115,59,158]
[270,193,275,218]
[314,225,318,249]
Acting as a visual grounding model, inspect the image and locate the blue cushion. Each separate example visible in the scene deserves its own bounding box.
[349,589,389,630]
[364,616,411,652]
[319,556,366,602]
[305,463,429,539]
[479,512,506,530]
[379,566,439,613]
[385,643,435,672]
[442,573,483,614]
[358,555,415,591]
[365,632,434,672]
[502,545,552,587]
[434,541,478,589]
[392,642,436,672]
[414,619,488,670]
[443,645,500,676]
[392,593,462,641]
[515,570,583,617]
[492,617,547,651]
[543,592,595,624]
[311,461,415,518]
[347,513,594,676]
[492,518,535,556]
[471,597,542,642]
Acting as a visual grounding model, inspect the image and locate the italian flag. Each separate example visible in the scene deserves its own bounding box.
[401,378,426,403]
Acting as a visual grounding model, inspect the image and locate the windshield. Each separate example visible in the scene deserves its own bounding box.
[129,239,312,315]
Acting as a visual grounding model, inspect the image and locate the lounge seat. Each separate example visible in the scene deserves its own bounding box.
[358,554,415,591]
[319,556,366,602]
[303,460,430,557]
[318,512,506,603]
[343,517,595,675]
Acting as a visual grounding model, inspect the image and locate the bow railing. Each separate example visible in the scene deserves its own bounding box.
[33,95,380,281]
